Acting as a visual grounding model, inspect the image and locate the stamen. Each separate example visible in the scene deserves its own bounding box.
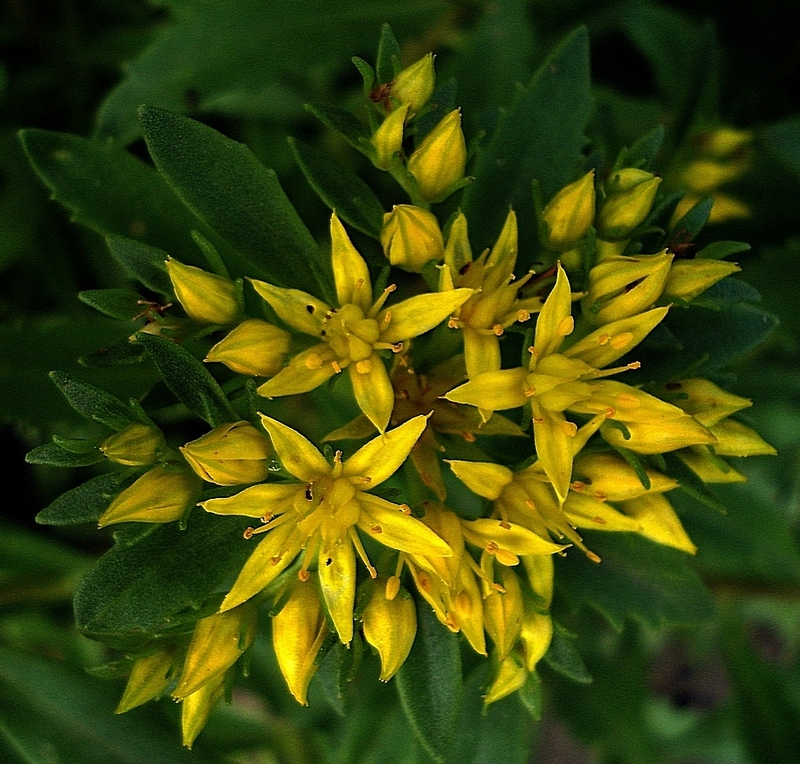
[448,316,460,329]
[298,568,310,582]
[524,387,536,397]
[499,520,511,530]
[331,360,342,373]
[594,491,607,502]
[371,525,383,534]
[369,284,397,317]
[462,431,476,443]
[532,416,544,424]
[355,278,365,291]
[349,528,377,578]
[444,613,460,632]
[399,504,412,515]
[562,420,578,437]
[586,551,602,563]
[386,575,401,601]
[571,481,586,492]
[598,333,611,346]
[592,516,607,525]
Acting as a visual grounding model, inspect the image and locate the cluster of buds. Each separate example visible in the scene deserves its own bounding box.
[35,44,773,747]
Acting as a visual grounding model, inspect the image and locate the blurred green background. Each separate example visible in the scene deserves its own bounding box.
[2,1,800,762]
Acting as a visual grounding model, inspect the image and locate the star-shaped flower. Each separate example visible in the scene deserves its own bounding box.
[200,413,451,645]
[250,213,472,433]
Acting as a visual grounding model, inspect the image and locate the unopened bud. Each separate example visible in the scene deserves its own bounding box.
[709,419,777,457]
[371,103,410,169]
[205,318,291,377]
[701,127,752,159]
[571,452,678,501]
[663,378,751,427]
[407,109,467,202]
[680,159,743,193]
[583,251,673,325]
[541,170,595,251]
[482,566,523,660]
[391,53,435,114]
[596,169,661,240]
[180,676,224,749]
[662,259,741,303]
[519,608,553,671]
[166,257,240,326]
[272,577,329,705]
[180,421,272,486]
[380,204,444,272]
[444,212,472,275]
[620,493,697,554]
[361,580,417,681]
[483,652,527,705]
[116,648,175,713]
[101,422,164,466]
[601,414,716,454]
[98,465,200,527]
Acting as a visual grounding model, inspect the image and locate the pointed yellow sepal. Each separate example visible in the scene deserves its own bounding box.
[407,109,467,202]
[165,257,240,326]
[391,53,435,114]
[600,414,716,454]
[180,421,272,486]
[519,608,553,671]
[100,422,164,467]
[98,466,201,527]
[444,211,472,275]
[116,648,175,714]
[596,169,661,241]
[541,170,596,251]
[318,541,357,645]
[361,580,417,681]
[205,318,291,377]
[380,204,445,272]
[272,578,329,705]
[371,103,410,169]
[173,603,257,699]
[446,460,513,500]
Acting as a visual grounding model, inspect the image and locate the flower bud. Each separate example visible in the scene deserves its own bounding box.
[391,53,435,114]
[98,465,201,527]
[596,169,661,240]
[583,251,673,325]
[540,170,595,251]
[272,577,329,705]
[620,493,697,554]
[371,103,410,169]
[173,603,258,699]
[116,648,175,713]
[571,452,678,502]
[708,419,777,457]
[165,257,240,326]
[180,421,271,486]
[361,580,417,681]
[380,204,445,272]
[662,259,741,303]
[483,652,527,705]
[676,447,746,484]
[205,318,291,377]
[680,159,743,194]
[444,211,472,275]
[407,109,467,202]
[483,565,523,660]
[701,127,752,159]
[663,378,751,427]
[181,676,224,749]
[100,422,165,467]
[600,414,716,454]
[518,607,553,671]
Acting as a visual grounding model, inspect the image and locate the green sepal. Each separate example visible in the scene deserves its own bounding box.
[49,371,135,431]
[135,332,236,427]
[663,452,728,514]
[314,633,364,716]
[613,124,665,172]
[288,136,385,239]
[104,235,172,296]
[138,106,333,301]
[25,441,104,467]
[79,289,149,321]
[36,472,131,526]
[396,599,462,763]
[352,56,376,98]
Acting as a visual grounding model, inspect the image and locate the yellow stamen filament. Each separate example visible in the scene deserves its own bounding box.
[370,284,397,317]
[587,551,602,563]
[348,528,377,578]
[331,360,342,373]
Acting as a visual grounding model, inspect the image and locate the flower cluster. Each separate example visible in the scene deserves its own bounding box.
[33,45,774,748]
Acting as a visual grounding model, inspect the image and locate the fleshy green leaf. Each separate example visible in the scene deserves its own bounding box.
[135,332,236,427]
[25,442,103,467]
[288,137,385,239]
[556,532,715,631]
[74,512,254,649]
[542,622,592,684]
[396,600,462,763]
[36,472,130,526]
[305,103,372,151]
[696,240,751,260]
[48,371,135,431]
[461,27,592,267]
[669,196,714,241]
[78,290,149,321]
[376,23,402,84]
[139,106,333,298]
[104,235,172,295]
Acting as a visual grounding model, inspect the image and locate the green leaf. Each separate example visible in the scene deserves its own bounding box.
[696,240,751,260]
[36,472,129,526]
[663,452,728,515]
[136,332,236,427]
[305,103,372,151]
[74,511,254,648]
[616,124,666,170]
[396,600,462,763]
[669,196,714,241]
[78,289,148,321]
[78,336,149,368]
[104,235,173,295]
[288,137,385,239]
[542,621,592,684]
[18,129,214,267]
[49,371,135,431]
[25,442,103,467]
[0,646,210,764]
[556,532,715,630]
[376,23,402,84]
[517,671,543,721]
[139,106,333,299]
[461,27,592,267]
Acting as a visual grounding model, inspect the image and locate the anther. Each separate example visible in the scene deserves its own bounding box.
[371,525,383,534]
[517,309,531,322]
[593,516,607,525]
[298,569,310,582]
[571,481,585,492]
[499,520,512,530]
[492,324,504,336]
[448,316,460,329]
[598,333,610,345]
[331,360,342,373]
[462,431,476,443]
[557,316,574,336]
[399,504,412,515]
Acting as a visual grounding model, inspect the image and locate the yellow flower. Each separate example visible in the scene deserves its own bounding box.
[165,257,240,326]
[371,103,410,169]
[596,168,661,242]
[540,170,596,251]
[391,53,435,114]
[407,109,467,202]
[251,212,472,433]
[444,264,705,501]
[100,422,165,467]
[200,414,451,645]
[380,204,444,272]
[205,318,291,377]
[361,578,417,681]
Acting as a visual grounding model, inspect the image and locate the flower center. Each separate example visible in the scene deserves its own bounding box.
[322,303,381,363]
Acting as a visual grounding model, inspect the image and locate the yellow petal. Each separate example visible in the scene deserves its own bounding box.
[356,494,452,556]
[600,416,716,454]
[621,494,697,554]
[532,406,575,503]
[563,492,642,532]
[361,582,417,681]
[482,210,518,294]
[676,447,746,483]
[519,609,553,671]
[259,415,331,482]
[348,354,395,434]
[462,517,567,557]
[443,367,528,411]
[463,327,501,381]
[248,278,329,336]
[446,460,513,500]
[709,419,777,456]
[116,649,175,713]
[483,653,528,705]
[330,212,372,311]
[257,344,338,398]
[379,288,473,343]
[344,414,429,487]
[571,452,678,501]
[534,264,573,358]
[483,566,523,659]
[200,483,299,518]
[318,541,356,645]
[180,677,224,749]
